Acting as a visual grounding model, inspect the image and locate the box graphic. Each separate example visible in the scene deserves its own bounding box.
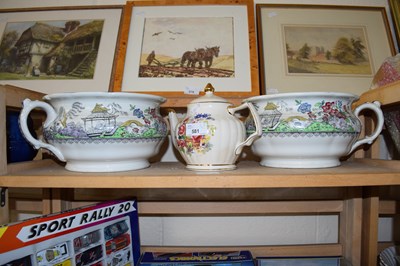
[0,199,140,266]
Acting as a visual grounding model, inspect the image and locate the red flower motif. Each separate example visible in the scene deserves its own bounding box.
[191,135,203,147]
[178,124,186,135]
[329,109,339,116]
[322,102,334,113]
[177,139,186,148]
[308,112,316,120]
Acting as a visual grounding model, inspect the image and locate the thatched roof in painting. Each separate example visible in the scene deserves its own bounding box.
[15,22,65,46]
[63,20,104,43]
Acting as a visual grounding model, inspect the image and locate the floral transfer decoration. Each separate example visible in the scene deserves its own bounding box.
[176,113,216,155]
[44,102,167,142]
[246,98,360,134]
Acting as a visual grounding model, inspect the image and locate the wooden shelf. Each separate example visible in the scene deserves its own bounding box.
[1,159,400,189]
[356,80,400,107]
[1,84,400,266]
[140,244,343,258]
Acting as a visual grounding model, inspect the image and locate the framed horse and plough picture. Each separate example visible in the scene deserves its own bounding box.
[112,0,260,106]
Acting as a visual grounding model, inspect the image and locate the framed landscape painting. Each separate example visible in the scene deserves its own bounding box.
[389,0,400,50]
[256,4,396,95]
[0,6,123,94]
[112,0,259,105]
[284,26,372,75]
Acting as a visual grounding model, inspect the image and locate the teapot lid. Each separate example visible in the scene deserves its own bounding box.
[191,83,229,103]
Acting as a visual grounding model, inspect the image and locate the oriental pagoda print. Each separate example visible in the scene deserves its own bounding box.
[83,104,118,137]
[44,100,167,144]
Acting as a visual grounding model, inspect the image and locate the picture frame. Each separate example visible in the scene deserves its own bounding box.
[389,0,400,50]
[0,6,124,94]
[112,0,259,106]
[256,4,396,95]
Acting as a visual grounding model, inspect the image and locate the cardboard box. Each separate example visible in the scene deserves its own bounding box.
[139,251,255,266]
[0,199,140,266]
[257,257,347,266]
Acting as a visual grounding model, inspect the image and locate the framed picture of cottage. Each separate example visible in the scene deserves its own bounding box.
[112,0,259,106]
[256,4,396,95]
[0,6,123,94]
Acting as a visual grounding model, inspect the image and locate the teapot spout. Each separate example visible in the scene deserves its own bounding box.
[167,109,179,150]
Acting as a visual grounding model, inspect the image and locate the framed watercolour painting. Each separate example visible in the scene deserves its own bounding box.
[256,4,396,95]
[389,0,400,50]
[0,6,123,94]
[112,0,259,106]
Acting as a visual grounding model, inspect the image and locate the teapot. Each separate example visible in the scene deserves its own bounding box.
[168,83,262,171]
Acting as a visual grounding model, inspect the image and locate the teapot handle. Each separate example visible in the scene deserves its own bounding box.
[19,99,66,161]
[167,109,180,151]
[347,101,384,155]
[229,102,262,155]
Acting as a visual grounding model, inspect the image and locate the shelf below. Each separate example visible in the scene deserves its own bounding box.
[1,159,399,189]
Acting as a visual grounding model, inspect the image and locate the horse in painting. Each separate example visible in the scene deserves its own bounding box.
[180,48,206,68]
[204,46,220,68]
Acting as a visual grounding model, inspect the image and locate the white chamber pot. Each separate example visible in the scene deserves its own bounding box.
[243,92,384,168]
[19,92,167,172]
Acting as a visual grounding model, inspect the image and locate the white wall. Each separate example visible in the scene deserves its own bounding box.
[2,0,394,248]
